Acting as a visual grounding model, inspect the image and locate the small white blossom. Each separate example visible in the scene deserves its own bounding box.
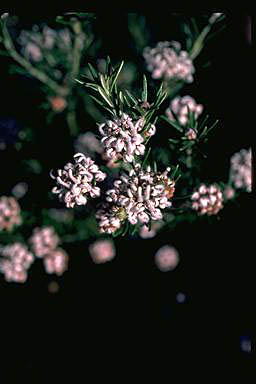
[43,248,69,276]
[29,226,60,258]
[50,153,106,208]
[0,196,22,232]
[166,95,203,126]
[191,183,223,215]
[229,148,252,192]
[143,41,195,83]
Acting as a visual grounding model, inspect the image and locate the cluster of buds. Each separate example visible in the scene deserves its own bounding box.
[0,196,22,231]
[154,245,179,272]
[74,132,104,158]
[229,148,252,192]
[191,184,223,215]
[89,239,116,264]
[166,95,203,127]
[143,41,195,83]
[98,113,156,163]
[97,163,175,233]
[29,226,60,257]
[50,153,106,208]
[43,248,69,276]
[0,243,34,283]
[18,25,79,63]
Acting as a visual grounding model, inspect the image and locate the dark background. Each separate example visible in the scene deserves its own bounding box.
[0,13,253,380]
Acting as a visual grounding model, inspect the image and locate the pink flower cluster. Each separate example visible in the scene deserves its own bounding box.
[51,153,106,208]
[143,41,195,83]
[98,113,156,163]
[89,239,116,264]
[166,95,203,127]
[29,226,68,276]
[97,163,175,234]
[154,245,179,272]
[139,221,163,239]
[0,196,22,232]
[0,243,34,283]
[191,184,223,215]
[229,148,252,192]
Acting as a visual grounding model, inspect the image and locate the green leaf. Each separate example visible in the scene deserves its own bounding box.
[142,147,151,168]
[161,115,183,132]
[88,62,99,81]
[142,74,148,102]
[99,74,109,94]
[84,82,100,91]
[98,87,114,107]
[125,90,138,106]
[112,226,124,238]
[110,60,124,92]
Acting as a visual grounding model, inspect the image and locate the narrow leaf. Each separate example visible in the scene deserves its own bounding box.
[88,62,99,81]
[110,60,124,92]
[142,74,148,102]
[161,115,183,132]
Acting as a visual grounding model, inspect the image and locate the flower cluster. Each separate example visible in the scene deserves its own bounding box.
[154,245,179,272]
[97,163,175,233]
[89,239,116,264]
[18,25,80,63]
[44,248,69,276]
[29,226,60,257]
[51,153,106,208]
[191,184,223,215]
[143,41,195,83]
[229,148,252,192]
[98,113,156,163]
[139,221,163,239]
[0,196,22,231]
[0,243,34,283]
[166,95,203,127]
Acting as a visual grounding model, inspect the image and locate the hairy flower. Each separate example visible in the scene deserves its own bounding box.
[98,113,155,163]
[104,163,175,227]
[154,245,179,272]
[29,226,60,258]
[143,41,195,83]
[229,148,252,192]
[166,95,203,126]
[0,196,22,231]
[50,153,106,208]
[0,242,34,283]
[191,184,223,215]
[89,239,116,264]
[43,248,69,276]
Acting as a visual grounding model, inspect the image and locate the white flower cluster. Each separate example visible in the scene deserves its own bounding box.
[143,41,195,83]
[44,248,69,276]
[229,149,252,192]
[89,239,116,264]
[51,153,106,208]
[18,25,82,63]
[29,226,60,258]
[166,95,203,126]
[0,243,34,283]
[191,184,223,215]
[97,163,175,233]
[98,113,156,163]
[0,196,22,232]
[154,245,179,272]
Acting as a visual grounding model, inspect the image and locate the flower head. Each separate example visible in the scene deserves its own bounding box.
[89,239,116,264]
[191,184,223,215]
[166,95,203,126]
[0,242,34,283]
[100,163,175,231]
[29,226,60,258]
[50,153,106,208]
[43,248,69,276]
[154,245,179,272]
[143,41,195,83]
[0,196,22,232]
[229,148,252,192]
[98,113,155,163]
